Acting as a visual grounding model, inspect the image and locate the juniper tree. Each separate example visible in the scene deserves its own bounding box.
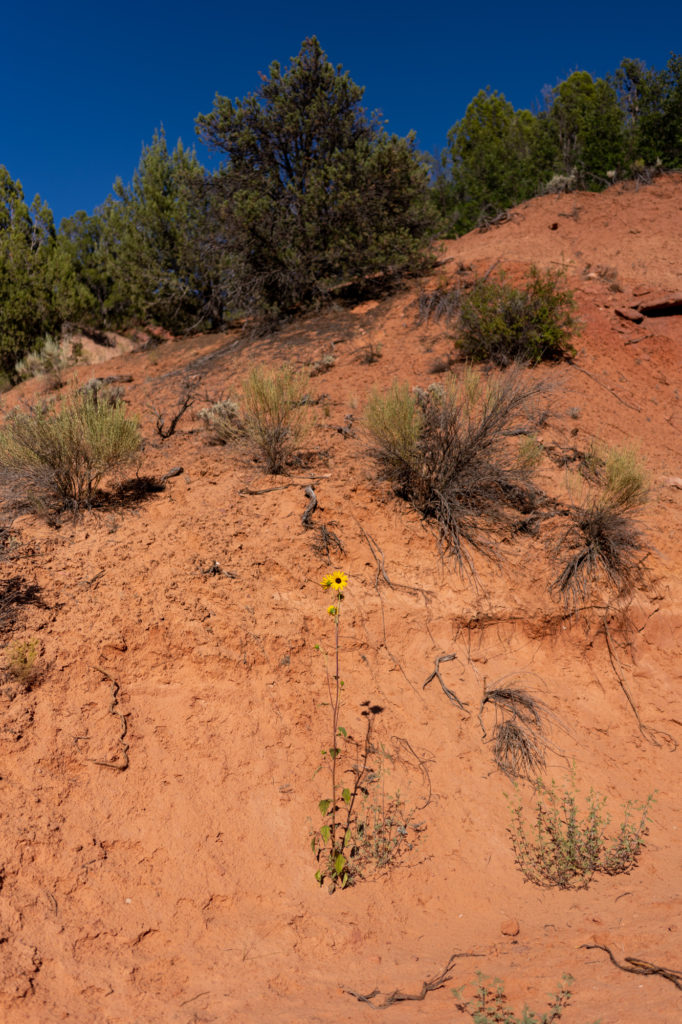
[196,36,436,324]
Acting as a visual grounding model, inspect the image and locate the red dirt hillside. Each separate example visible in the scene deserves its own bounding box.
[0,174,681,1023]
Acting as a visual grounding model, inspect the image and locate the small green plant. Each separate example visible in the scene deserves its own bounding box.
[507,774,653,889]
[0,388,141,509]
[457,267,578,366]
[5,638,41,689]
[455,972,576,1024]
[242,364,310,474]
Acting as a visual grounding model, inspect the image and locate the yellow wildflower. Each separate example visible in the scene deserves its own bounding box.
[328,571,348,592]
[327,604,338,616]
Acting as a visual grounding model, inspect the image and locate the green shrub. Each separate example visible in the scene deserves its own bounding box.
[0,388,141,508]
[508,775,653,889]
[242,365,310,474]
[366,369,546,571]
[457,267,578,366]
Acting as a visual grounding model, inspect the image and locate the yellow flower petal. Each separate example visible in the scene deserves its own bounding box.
[329,571,348,592]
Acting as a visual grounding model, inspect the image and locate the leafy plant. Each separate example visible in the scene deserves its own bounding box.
[507,774,653,889]
[366,369,546,572]
[457,267,578,366]
[0,387,141,509]
[311,573,417,889]
[455,972,576,1024]
[242,365,310,474]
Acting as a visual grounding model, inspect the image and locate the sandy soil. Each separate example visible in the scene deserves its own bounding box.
[0,174,681,1023]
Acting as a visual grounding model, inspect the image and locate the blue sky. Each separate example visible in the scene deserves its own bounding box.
[2,0,680,225]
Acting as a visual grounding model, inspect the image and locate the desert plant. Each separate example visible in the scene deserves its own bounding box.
[149,380,197,440]
[507,774,653,889]
[457,267,578,366]
[14,335,87,387]
[5,637,41,689]
[366,369,547,572]
[197,398,241,444]
[455,972,575,1024]
[551,446,649,606]
[0,388,141,508]
[313,569,352,889]
[480,684,552,780]
[242,365,310,474]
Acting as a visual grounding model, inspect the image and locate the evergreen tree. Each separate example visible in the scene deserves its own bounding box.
[196,37,436,323]
[444,89,554,234]
[546,71,626,185]
[0,167,58,378]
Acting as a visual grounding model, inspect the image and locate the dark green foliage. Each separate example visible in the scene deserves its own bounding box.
[457,267,578,366]
[196,37,436,324]
[546,71,626,186]
[444,90,554,235]
[50,210,112,329]
[102,130,227,332]
[612,55,682,169]
[0,167,59,378]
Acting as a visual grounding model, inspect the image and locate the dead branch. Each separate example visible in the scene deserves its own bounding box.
[581,945,682,991]
[343,952,482,1009]
[301,485,317,528]
[423,653,467,712]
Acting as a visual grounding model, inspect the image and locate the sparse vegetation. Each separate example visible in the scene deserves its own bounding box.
[455,972,576,1024]
[457,267,578,366]
[366,369,546,572]
[197,398,241,444]
[480,684,551,780]
[242,365,311,474]
[14,334,87,388]
[551,445,649,607]
[0,388,141,509]
[507,775,653,889]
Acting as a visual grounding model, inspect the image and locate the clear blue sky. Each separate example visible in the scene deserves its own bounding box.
[2,0,680,225]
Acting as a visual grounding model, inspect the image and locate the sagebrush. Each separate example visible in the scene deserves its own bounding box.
[242,365,310,474]
[365,369,546,572]
[0,388,141,508]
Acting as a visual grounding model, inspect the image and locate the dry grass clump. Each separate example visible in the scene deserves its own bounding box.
[415,281,464,325]
[481,684,550,779]
[0,388,141,509]
[551,445,649,607]
[15,335,87,388]
[366,369,546,572]
[242,365,311,474]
